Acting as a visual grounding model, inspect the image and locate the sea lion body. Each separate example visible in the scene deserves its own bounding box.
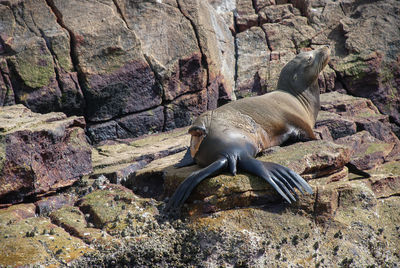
[192,91,316,167]
[166,46,331,211]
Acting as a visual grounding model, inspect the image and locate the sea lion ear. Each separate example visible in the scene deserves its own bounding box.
[293,73,297,81]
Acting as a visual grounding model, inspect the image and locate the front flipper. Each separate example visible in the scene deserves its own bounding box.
[165,157,228,212]
[174,148,195,168]
[237,156,313,203]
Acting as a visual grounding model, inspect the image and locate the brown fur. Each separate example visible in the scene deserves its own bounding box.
[190,46,331,166]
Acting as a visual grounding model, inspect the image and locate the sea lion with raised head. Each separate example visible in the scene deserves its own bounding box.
[166,46,331,211]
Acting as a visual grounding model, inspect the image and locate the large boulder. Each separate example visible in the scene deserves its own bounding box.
[0,104,92,204]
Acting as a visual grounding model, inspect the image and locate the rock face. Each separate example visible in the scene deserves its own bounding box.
[1,0,399,142]
[0,0,235,143]
[0,105,92,204]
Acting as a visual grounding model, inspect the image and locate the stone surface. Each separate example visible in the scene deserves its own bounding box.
[0,105,92,204]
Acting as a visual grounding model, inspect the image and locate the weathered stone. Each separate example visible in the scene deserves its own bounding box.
[0,203,36,226]
[115,1,206,101]
[236,27,270,97]
[258,4,296,24]
[84,60,162,122]
[179,0,235,101]
[262,16,316,51]
[235,0,258,32]
[0,216,93,267]
[50,205,117,245]
[0,0,84,114]
[316,111,357,139]
[0,58,15,106]
[35,194,77,216]
[164,89,208,130]
[336,0,400,126]
[91,127,189,186]
[0,105,92,204]
[207,0,236,31]
[86,106,165,144]
[77,184,158,232]
[336,131,395,171]
[320,91,381,115]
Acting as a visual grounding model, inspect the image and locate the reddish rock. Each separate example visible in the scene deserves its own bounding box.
[235,0,259,32]
[336,131,395,171]
[163,53,207,101]
[35,194,77,216]
[258,4,296,24]
[85,60,162,122]
[164,89,208,130]
[0,105,92,204]
[369,175,400,199]
[315,111,357,139]
[0,58,15,106]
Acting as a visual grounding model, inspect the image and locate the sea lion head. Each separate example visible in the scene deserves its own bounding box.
[277,46,331,94]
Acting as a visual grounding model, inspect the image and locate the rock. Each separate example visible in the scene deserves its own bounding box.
[0,105,92,204]
[0,0,85,115]
[0,58,15,106]
[0,203,36,226]
[316,111,357,139]
[336,131,395,171]
[87,106,165,143]
[1,0,399,143]
[77,184,158,232]
[162,139,350,213]
[0,0,235,143]
[35,194,77,216]
[91,127,189,185]
[0,215,93,267]
[50,205,118,245]
[236,27,270,97]
[1,0,400,266]
[235,0,258,32]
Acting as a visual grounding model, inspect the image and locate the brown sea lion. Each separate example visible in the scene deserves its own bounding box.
[166,46,331,211]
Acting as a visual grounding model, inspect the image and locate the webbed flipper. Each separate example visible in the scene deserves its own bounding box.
[174,148,195,168]
[166,157,228,212]
[237,156,313,203]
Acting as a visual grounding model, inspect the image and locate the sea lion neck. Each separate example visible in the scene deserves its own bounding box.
[276,46,330,124]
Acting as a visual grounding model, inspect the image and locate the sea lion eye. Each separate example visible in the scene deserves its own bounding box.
[307,55,313,63]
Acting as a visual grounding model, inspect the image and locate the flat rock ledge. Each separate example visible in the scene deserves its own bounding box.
[1,93,400,267]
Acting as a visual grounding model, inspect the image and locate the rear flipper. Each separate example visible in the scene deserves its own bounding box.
[165,157,228,212]
[237,156,313,203]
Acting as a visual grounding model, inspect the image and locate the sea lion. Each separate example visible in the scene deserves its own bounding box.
[166,46,331,211]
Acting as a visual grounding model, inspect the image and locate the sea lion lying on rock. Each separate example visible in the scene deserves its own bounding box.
[166,46,331,211]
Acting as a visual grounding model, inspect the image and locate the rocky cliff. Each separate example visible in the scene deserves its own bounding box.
[0,0,400,267]
[1,0,399,142]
